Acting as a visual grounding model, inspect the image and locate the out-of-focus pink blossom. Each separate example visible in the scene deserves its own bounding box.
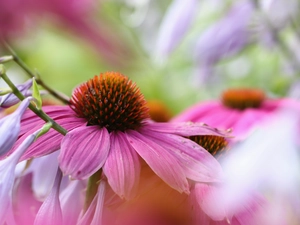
[207,111,300,224]
[0,0,130,65]
[172,88,300,141]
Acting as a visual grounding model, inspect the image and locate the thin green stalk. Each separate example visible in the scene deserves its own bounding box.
[1,71,67,135]
[84,169,102,213]
[2,41,70,105]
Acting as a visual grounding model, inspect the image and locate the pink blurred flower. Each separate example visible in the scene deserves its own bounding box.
[172,88,300,140]
[0,0,130,65]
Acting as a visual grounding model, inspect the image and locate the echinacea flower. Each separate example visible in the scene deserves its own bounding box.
[11,71,229,203]
[172,88,300,140]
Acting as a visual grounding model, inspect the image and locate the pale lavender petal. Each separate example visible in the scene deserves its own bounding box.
[194,1,253,64]
[0,127,40,222]
[126,130,189,193]
[144,120,231,137]
[0,79,32,108]
[103,132,140,199]
[60,180,85,225]
[25,151,60,200]
[77,180,107,225]
[140,129,223,182]
[59,126,110,179]
[0,97,32,156]
[34,168,63,225]
[154,0,198,58]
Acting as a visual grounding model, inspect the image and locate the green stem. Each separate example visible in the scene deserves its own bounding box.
[2,41,70,105]
[1,71,67,135]
[84,169,102,213]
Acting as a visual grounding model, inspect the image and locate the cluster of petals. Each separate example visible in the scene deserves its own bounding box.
[10,105,230,201]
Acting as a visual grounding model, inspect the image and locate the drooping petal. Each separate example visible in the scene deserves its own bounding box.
[59,126,110,179]
[0,97,32,156]
[140,129,223,182]
[16,117,86,161]
[126,130,189,194]
[144,120,231,137]
[34,168,63,225]
[60,180,85,225]
[20,106,80,135]
[103,131,140,199]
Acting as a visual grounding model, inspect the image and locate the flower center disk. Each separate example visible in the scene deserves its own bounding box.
[70,72,149,132]
[190,135,228,157]
[222,88,265,110]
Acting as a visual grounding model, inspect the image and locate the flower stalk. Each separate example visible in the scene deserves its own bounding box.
[1,41,70,104]
[0,68,67,135]
[84,169,102,213]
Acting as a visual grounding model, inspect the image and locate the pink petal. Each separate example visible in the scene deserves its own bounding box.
[171,102,221,122]
[18,118,86,161]
[145,120,231,137]
[140,129,223,182]
[60,180,85,225]
[34,168,63,225]
[59,126,110,179]
[103,131,140,199]
[13,173,42,225]
[126,130,189,194]
[20,106,80,135]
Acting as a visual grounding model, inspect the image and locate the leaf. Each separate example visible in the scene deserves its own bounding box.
[32,78,42,109]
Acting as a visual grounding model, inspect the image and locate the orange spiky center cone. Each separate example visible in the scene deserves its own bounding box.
[222,88,265,110]
[70,72,150,132]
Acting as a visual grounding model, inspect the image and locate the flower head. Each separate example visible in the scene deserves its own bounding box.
[12,72,229,201]
[172,88,300,140]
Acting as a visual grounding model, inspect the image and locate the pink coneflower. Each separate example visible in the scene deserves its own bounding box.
[172,88,300,140]
[11,71,228,203]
